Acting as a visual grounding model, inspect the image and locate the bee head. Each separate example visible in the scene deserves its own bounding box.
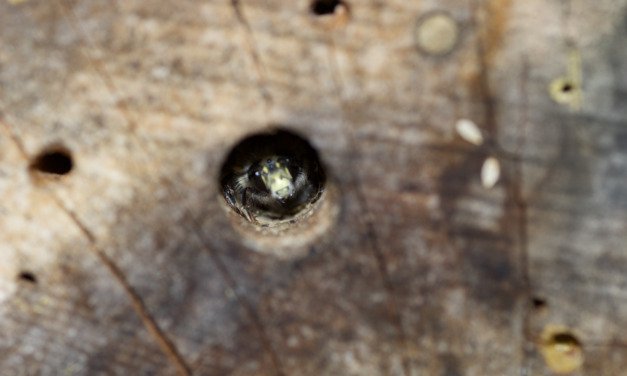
[253,156,295,200]
[220,129,326,221]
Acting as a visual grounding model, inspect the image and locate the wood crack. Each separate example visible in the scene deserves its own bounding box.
[0,120,192,376]
[53,203,194,376]
[45,2,286,374]
[514,58,532,374]
[471,1,531,373]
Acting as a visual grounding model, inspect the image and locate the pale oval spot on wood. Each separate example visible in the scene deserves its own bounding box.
[455,119,484,145]
[481,156,500,189]
[415,12,459,56]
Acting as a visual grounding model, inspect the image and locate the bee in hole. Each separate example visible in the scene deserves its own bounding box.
[220,130,325,223]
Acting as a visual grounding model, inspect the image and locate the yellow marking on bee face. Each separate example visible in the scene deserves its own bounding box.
[260,160,294,199]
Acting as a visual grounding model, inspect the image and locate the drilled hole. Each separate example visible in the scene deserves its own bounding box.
[561,82,573,93]
[220,128,326,224]
[549,77,579,108]
[30,147,73,175]
[532,296,547,309]
[18,271,37,284]
[550,332,581,347]
[311,0,344,15]
[540,325,584,374]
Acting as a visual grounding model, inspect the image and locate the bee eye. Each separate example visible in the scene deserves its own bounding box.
[219,129,326,222]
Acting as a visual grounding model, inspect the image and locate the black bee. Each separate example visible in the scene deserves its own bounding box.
[220,129,325,222]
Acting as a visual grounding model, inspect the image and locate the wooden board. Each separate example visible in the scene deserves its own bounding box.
[1,0,626,375]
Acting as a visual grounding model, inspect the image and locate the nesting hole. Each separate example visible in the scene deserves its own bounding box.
[219,128,326,225]
[549,77,580,107]
[560,82,573,93]
[311,0,344,16]
[549,332,581,348]
[532,296,547,309]
[540,325,584,374]
[18,271,37,284]
[219,129,338,258]
[30,146,73,175]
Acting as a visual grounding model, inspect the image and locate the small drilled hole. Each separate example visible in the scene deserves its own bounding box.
[30,147,73,175]
[540,326,584,374]
[561,82,573,93]
[550,332,581,347]
[18,271,37,284]
[549,77,579,107]
[220,128,326,224]
[311,0,343,15]
[532,297,547,309]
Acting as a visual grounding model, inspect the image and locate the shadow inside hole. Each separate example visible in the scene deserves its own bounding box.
[311,0,343,15]
[18,271,37,284]
[561,82,574,93]
[550,332,581,347]
[30,146,73,175]
[532,296,547,309]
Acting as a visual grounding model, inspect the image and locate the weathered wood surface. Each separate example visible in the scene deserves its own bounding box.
[0,0,626,375]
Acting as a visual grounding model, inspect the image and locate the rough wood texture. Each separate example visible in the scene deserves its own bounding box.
[1,0,626,375]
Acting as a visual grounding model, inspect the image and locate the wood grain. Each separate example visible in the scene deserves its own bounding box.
[1,0,626,375]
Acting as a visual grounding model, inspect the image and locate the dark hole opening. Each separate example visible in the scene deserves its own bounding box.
[30,148,73,175]
[18,271,37,284]
[561,82,574,93]
[532,296,547,309]
[550,332,581,347]
[219,128,326,222]
[311,0,343,15]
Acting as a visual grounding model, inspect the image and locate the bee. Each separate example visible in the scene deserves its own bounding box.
[220,130,325,223]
